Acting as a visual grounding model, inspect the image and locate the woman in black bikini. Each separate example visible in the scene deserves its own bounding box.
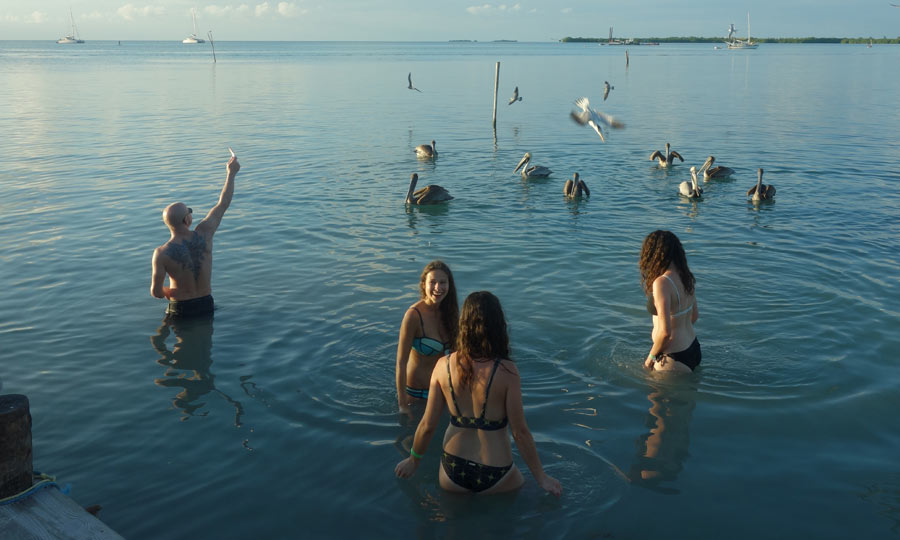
[395,291,562,496]
[640,230,701,373]
[395,261,459,415]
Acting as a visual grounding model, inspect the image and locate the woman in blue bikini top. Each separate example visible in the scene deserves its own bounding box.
[395,260,459,415]
[395,291,562,496]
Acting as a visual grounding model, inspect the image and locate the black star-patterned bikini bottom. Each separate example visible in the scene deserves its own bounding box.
[441,450,512,493]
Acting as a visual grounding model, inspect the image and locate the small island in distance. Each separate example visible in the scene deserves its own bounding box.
[561,36,900,44]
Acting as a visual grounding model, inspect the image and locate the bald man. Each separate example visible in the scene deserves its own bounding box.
[151,156,240,318]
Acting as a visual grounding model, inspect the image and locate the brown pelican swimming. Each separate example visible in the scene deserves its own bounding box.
[679,167,703,198]
[747,168,775,201]
[407,73,422,92]
[603,81,613,101]
[649,142,684,168]
[508,86,522,105]
[405,173,452,205]
[564,172,590,198]
[513,152,552,179]
[415,140,436,159]
[699,155,735,181]
[570,97,625,142]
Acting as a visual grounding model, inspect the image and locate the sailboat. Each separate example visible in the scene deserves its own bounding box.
[867,39,873,48]
[182,8,206,44]
[57,9,84,44]
[726,13,758,49]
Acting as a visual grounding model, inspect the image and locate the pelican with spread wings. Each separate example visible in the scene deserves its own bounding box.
[570,97,625,142]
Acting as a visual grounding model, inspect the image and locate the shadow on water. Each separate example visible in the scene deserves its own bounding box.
[150,313,245,426]
[626,378,698,494]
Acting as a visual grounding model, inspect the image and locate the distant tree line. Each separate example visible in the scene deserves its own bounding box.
[560,36,900,44]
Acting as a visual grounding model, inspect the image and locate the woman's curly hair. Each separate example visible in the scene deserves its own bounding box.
[639,230,695,296]
[455,291,510,387]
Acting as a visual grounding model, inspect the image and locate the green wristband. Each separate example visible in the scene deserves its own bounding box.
[410,448,424,459]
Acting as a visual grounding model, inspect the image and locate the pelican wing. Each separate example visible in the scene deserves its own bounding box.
[525,165,552,178]
[707,165,734,178]
[574,97,591,112]
[746,185,758,196]
[649,150,663,162]
[414,185,453,204]
[508,86,519,105]
[764,185,776,199]
[570,109,591,126]
[669,150,684,162]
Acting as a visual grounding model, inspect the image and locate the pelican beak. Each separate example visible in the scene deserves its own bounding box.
[702,156,713,172]
[405,173,418,204]
[513,154,529,173]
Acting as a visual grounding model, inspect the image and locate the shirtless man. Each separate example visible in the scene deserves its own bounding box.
[150,156,240,318]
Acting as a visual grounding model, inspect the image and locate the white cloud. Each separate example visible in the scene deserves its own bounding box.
[561,7,573,14]
[2,11,47,23]
[255,2,270,17]
[277,2,306,17]
[116,4,165,21]
[237,4,251,15]
[466,3,521,15]
[204,5,235,17]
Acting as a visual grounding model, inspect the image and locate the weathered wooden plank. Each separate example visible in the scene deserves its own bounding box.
[0,488,124,540]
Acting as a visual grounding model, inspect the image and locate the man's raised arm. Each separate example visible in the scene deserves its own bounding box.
[197,156,239,235]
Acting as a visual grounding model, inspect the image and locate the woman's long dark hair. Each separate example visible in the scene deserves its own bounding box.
[639,230,695,296]
[418,260,459,345]
[455,291,510,387]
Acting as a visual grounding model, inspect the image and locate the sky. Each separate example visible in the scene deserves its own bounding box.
[1,0,898,41]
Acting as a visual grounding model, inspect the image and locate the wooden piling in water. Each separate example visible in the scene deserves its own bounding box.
[492,61,500,129]
[0,394,32,499]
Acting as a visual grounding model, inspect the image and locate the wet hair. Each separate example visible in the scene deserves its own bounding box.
[418,260,459,346]
[639,230,695,296]
[455,291,510,387]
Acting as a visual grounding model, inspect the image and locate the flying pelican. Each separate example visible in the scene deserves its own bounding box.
[564,172,590,198]
[699,155,735,181]
[513,152,552,179]
[747,168,775,201]
[649,142,684,168]
[405,173,452,205]
[603,81,613,101]
[679,167,703,199]
[570,97,625,142]
[407,73,422,92]
[508,86,522,105]
[415,140,437,159]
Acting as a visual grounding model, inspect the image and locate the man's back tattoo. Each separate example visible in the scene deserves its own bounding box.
[165,233,207,280]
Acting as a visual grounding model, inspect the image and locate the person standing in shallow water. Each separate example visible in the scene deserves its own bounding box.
[395,291,562,496]
[395,261,459,415]
[640,230,701,373]
[150,155,239,318]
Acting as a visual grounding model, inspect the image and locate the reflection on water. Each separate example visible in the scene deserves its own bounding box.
[150,314,244,426]
[627,381,697,494]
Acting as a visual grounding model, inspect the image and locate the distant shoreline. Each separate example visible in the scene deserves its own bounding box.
[561,36,900,44]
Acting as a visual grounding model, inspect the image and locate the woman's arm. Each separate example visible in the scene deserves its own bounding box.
[645,276,674,369]
[395,309,417,413]
[395,360,447,478]
[505,363,562,497]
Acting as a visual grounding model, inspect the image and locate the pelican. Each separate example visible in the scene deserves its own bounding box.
[508,86,522,105]
[513,152,552,179]
[700,155,735,181]
[649,142,684,168]
[405,173,452,205]
[679,167,703,198]
[747,168,775,201]
[603,81,613,101]
[407,73,422,92]
[564,172,590,198]
[570,97,625,142]
[415,140,436,159]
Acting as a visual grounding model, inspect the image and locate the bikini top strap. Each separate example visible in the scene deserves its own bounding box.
[412,307,425,336]
[663,274,681,311]
[480,359,502,418]
[445,354,461,416]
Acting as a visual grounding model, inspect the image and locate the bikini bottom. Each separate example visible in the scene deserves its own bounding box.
[663,337,701,371]
[441,449,512,493]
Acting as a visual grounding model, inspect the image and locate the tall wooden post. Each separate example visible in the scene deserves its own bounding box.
[492,62,500,129]
[0,394,32,498]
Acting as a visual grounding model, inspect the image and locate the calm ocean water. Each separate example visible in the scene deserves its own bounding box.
[1,40,899,538]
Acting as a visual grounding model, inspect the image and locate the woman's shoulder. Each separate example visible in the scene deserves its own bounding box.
[497,358,519,377]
